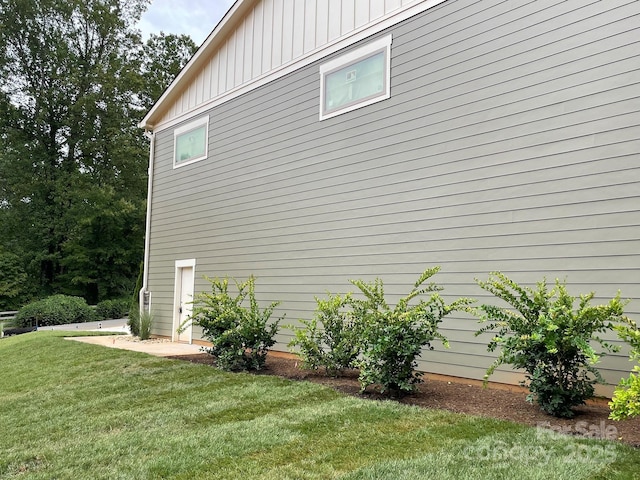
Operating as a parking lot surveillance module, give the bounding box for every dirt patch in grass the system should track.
[168,351,640,448]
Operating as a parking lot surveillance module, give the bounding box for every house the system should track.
[138,0,640,393]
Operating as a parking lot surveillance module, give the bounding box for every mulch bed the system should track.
[167,351,640,448]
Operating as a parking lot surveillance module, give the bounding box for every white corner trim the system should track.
[139,0,248,129]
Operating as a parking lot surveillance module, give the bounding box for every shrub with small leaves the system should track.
[96,299,129,320]
[351,267,473,395]
[475,272,628,418]
[181,275,283,371]
[610,318,640,420]
[15,295,96,327]
[289,293,360,376]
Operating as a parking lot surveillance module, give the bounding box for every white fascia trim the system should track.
[149,0,448,133]
[138,0,245,129]
[173,115,209,169]
[318,35,392,121]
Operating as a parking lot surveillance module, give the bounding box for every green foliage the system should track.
[351,267,473,395]
[289,293,360,376]
[128,311,140,337]
[14,295,96,327]
[128,261,144,337]
[474,272,628,418]
[137,33,198,110]
[5,332,637,479]
[183,275,283,371]
[57,192,146,303]
[0,0,150,304]
[0,249,30,310]
[95,299,129,320]
[139,311,153,341]
[610,318,640,420]
[0,2,196,306]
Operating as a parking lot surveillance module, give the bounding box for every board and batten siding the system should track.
[158,0,439,126]
[147,0,640,392]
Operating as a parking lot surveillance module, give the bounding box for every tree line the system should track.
[0,0,197,308]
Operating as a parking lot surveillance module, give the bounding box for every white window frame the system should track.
[173,116,209,168]
[319,35,392,121]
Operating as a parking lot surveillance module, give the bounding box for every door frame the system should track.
[172,258,196,343]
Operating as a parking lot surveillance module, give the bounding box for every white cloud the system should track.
[137,0,236,46]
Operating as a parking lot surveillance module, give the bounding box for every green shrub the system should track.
[474,272,627,418]
[610,318,640,420]
[182,275,283,371]
[288,293,360,376]
[96,299,129,320]
[351,267,473,395]
[15,295,96,327]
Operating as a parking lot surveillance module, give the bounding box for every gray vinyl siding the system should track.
[147,0,640,393]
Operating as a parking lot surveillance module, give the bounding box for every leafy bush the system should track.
[15,295,96,327]
[289,293,360,376]
[610,318,640,420]
[474,272,627,418]
[351,267,473,395]
[182,275,283,371]
[95,299,129,320]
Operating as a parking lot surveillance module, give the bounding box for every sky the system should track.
[137,0,236,46]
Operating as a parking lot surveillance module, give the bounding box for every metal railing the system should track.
[0,311,18,323]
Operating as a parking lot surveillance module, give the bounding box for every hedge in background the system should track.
[96,299,129,320]
[15,295,96,327]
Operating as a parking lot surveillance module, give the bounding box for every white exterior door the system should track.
[174,260,195,343]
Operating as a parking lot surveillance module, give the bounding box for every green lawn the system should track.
[1,331,638,479]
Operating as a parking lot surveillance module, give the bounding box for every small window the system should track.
[174,117,209,168]
[319,35,392,120]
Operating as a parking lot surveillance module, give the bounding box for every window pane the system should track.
[325,51,385,113]
[175,125,206,164]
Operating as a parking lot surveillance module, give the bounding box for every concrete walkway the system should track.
[66,335,205,357]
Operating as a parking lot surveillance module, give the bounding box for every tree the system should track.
[0,247,30,310]
[0,0,150,303]
[137,32,198,111]
[0,0,195,305]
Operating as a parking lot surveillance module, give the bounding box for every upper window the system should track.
[319,35,392,121]
[174,116,209,168]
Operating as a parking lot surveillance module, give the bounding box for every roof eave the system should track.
[138,0,255,130]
